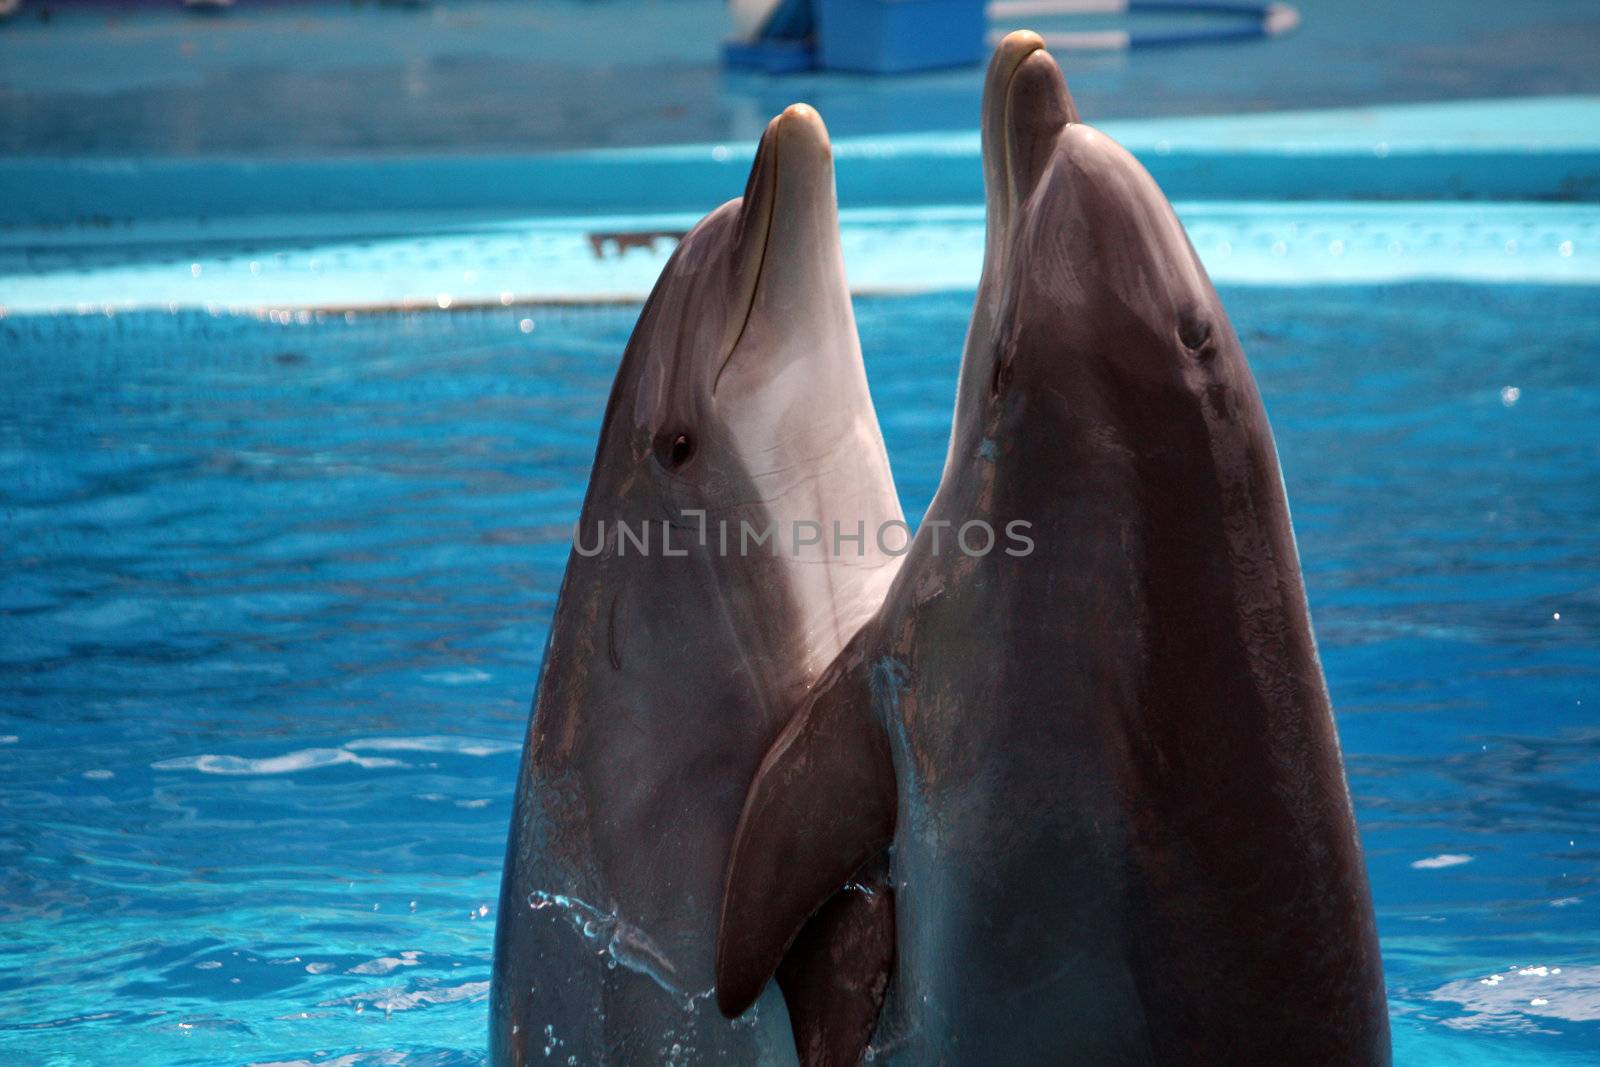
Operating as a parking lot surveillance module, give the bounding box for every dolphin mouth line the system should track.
[711,130,781,397]
[995,38,1045,210]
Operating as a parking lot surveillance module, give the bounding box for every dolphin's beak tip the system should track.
[988,28,1046,86]
[764,102,834,201]
[776,101,832,160]
[998,28,1046,55]
[1012,47,1057,91]
[1008,46,1080,129]
[781,101,819,124]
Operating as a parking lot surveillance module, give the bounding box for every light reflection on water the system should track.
[1,285,1597,1065]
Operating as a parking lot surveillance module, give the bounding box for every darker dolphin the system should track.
[717,35,1390,1065]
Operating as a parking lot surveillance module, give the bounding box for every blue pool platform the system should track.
[5,94,1600,228]
[2,94,1599,314]
[4,0,1600,156]
[5,0,1599,315]
[2,201,1596,316]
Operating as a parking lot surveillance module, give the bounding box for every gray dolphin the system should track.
[490,104,904,1066]
[716,35,1390,1065]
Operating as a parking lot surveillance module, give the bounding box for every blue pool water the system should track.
[1,285,1597,1065]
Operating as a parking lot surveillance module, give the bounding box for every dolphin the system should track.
[490,104,904,1066]
[716,35,1390,1065]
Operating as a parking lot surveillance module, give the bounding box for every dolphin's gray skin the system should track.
[717,35,1390,1065]
[491,104,904,1066]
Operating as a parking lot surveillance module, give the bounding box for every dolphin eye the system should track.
[654,431,694,469]
[1177,314,1213,354]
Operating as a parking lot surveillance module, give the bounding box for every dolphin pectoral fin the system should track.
[777,856,895,1067]
[715,660,897,1020]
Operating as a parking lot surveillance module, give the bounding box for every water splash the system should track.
[526,890,684,998]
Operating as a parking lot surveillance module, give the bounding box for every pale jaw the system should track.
[716,104,905,678]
